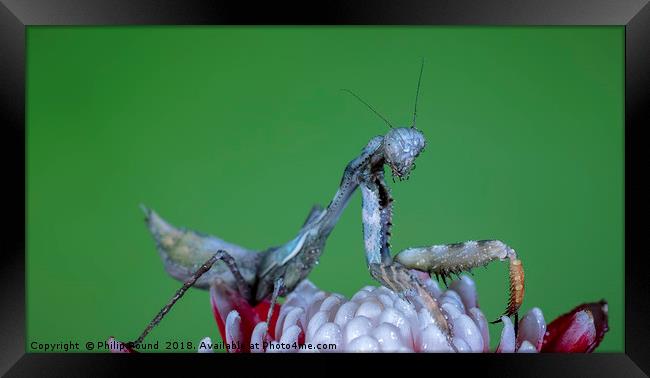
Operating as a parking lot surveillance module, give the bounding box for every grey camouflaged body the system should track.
[142,129,428,302]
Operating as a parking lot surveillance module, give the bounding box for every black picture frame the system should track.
[1,0,647,376]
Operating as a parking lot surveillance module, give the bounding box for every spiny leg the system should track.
[129,249,251,347]
[129,252,219,347]
[499,257,524,332]
[394,240,525,323]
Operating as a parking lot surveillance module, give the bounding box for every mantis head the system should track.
[343,59,428,181]
[383,127,426,180]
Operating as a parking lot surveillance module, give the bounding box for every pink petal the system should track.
[516,307,546,351]
[468,308,490,352]
[225,311,243,353]
[308,311,331,342]
[252,299,281,340]
[210,281,280,352]
[371,323,403,352]
[496,316,515,353]
[517,340,537,353]
[347,335,380,352]
[541,300,608,353]
[451,314,484,352]
[279,325,303,351]
[440,290,465,314]
[197,337,214,353]
[281,307,305,339]
[452,337,471,352]
[412,270,443,299]
[311,322,342,352]
[450,275,478,310]
[418,325,454,352]
[334,301,359,328]
[250,322,269,353]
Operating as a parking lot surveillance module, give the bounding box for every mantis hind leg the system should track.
[394,240,525,323]
[129,249,252,346]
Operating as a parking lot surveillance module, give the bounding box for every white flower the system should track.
[108,272,608,353]
[206,274,547,353]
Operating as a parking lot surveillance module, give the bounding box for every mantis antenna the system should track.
[341,89,394,128]
[412,58,425,128]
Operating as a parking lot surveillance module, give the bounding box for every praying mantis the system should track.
[127,60,525,348]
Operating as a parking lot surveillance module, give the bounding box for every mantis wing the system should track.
[142,205,262,290]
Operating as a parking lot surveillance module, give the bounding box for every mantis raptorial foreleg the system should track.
[359,172,451,338]
[358,164,524,334]
[359,170,393,266]
[394,240,525,322]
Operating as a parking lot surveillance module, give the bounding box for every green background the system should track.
[27,27,624,352]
